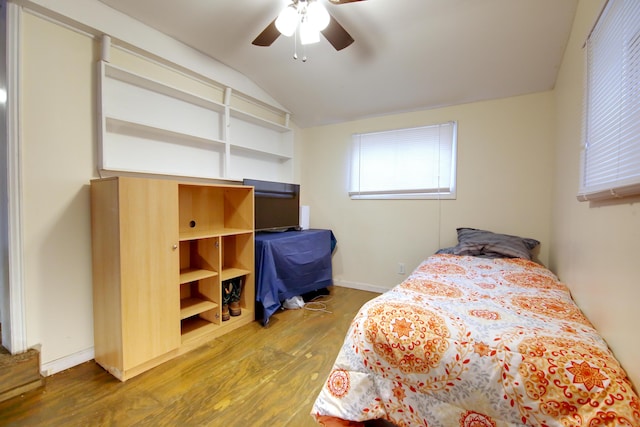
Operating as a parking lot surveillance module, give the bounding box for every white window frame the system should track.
[349,121,457,200]
[579,0,640,202]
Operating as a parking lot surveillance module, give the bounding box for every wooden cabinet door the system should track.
[119,177,180,370]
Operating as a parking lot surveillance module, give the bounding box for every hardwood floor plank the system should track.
[0,286,380,426]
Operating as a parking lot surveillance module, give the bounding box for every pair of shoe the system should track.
[222,278,242,321]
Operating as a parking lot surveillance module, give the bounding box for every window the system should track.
[579,0,640,201]
[349,121,457,199]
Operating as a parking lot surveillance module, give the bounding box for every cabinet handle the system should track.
[172,244,178,250]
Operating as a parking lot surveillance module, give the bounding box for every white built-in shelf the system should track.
[104,62,225,113]
[229,107,290,133]
[229,143,293,161]
[105,117,226,149]
[99,58,294,181]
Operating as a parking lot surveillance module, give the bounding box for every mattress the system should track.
[312,254,640,426]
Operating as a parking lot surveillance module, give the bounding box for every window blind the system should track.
[349,121,457,199]
[579,0,640,201]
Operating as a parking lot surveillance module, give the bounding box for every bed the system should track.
[312,229,640,426]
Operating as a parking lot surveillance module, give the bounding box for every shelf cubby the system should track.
[180,297,218,320]
[181,318,218,344]
[179,268,218,284]
[177,181,255,343]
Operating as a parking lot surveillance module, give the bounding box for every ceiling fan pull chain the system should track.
[293,26,298,60]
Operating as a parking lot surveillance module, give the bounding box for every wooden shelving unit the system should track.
[90,176,255,381]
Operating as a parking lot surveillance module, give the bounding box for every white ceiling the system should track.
[97,0,578,128]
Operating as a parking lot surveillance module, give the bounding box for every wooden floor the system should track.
[0,286,380,426]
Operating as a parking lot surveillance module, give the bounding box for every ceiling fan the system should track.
[252,0,365,51]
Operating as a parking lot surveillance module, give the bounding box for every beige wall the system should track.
[551,0,640,389]
[300,92,555,290]
[21,12,97,365]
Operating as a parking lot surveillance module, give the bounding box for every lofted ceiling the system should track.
[97,0,578,128]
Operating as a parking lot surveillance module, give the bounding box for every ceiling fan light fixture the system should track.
[252,0,358,53]
[306,1,330,31]
[300,19,321,45]
[275,5,297,37]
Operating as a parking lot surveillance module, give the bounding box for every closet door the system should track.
[118,177,181,370]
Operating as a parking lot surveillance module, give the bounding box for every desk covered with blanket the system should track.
[255,229,336,325]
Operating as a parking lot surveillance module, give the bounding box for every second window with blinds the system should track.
[349,121,458,200]
[579,0,640,201]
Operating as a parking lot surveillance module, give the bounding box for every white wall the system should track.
[300,92,555,291]
[551,0,640,390]
[18,10,96,369]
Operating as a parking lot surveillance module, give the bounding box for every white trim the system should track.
[333,279,389,295]
[223,87,232,179]
[100,34,110,62]
[6,1,27,355]
[40,347,95,377]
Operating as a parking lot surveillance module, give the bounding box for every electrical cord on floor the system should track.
[303,295,333,314]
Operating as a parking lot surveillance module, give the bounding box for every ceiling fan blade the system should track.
[321,15,354,51]
[328,0,366,4]
[252,19,280,47]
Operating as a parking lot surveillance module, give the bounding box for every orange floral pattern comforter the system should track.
[312,255,640,426]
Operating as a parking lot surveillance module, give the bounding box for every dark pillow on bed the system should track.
[452,228,539,260]
[435,246,456,255]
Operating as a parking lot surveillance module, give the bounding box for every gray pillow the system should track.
[451,228,539,260]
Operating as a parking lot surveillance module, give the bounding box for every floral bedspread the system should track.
[312,254,640,426]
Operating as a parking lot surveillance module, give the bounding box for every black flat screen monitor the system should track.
[243,179,300,232]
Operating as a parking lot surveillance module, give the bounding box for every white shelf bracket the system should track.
[101,34,111,63]
[223,87,232,106]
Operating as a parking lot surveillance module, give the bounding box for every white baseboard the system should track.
[40,347,95,377]
[333,279,390,294]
